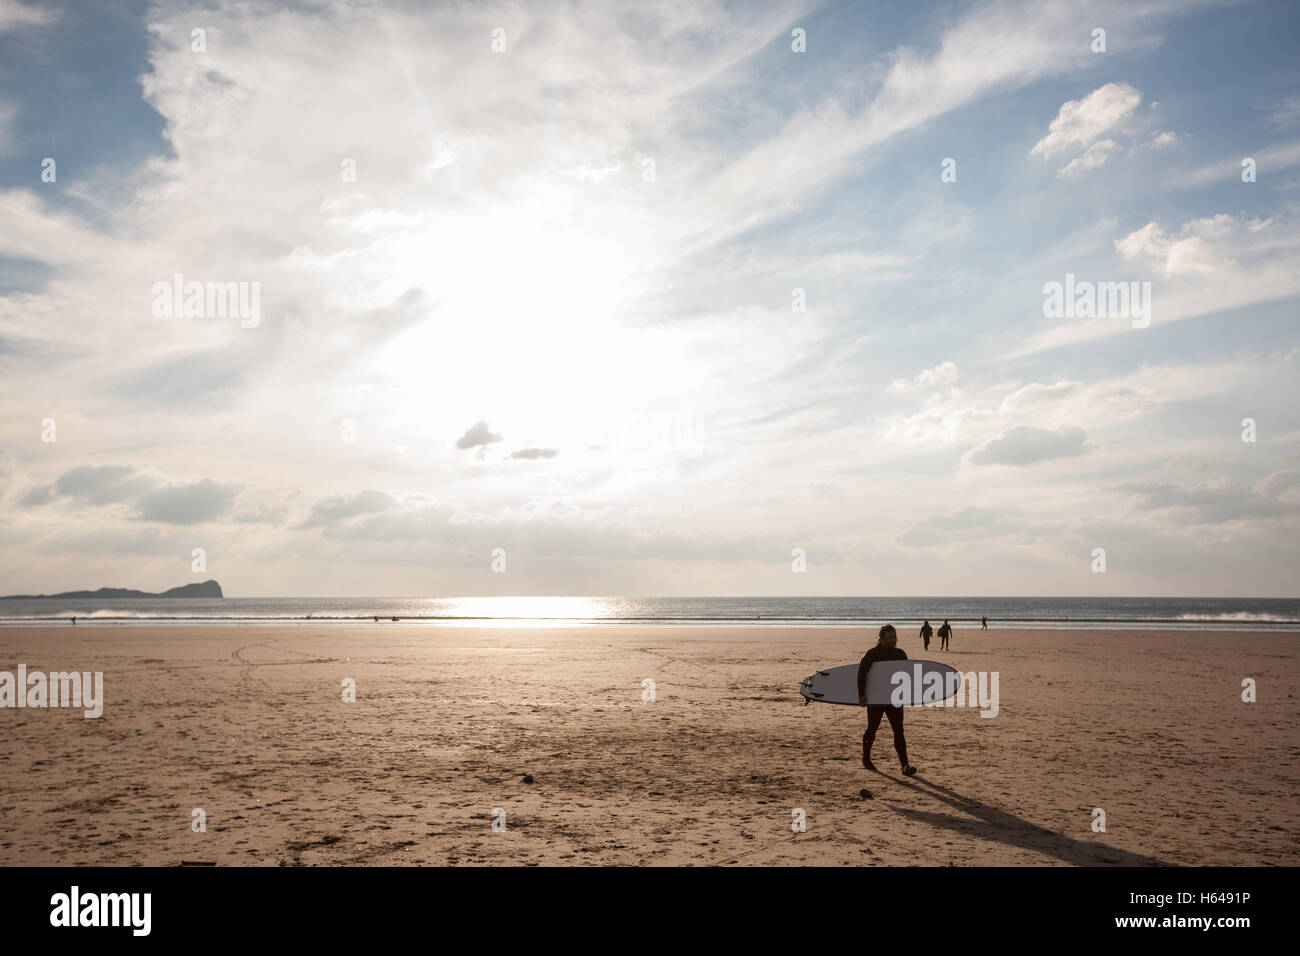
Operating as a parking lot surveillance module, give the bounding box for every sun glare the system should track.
[439,595,605,626]
[365,196,667,452]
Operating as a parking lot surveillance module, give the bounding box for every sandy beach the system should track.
[0,625,1296,866]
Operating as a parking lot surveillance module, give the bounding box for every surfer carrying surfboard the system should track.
[856,624,918,776]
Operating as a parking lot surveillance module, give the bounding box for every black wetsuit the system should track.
[920,623,932,650]
[857,645,909,767]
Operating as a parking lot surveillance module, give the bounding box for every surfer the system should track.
[856,624,918,776]
[938,619,952,650]
[919,619,933,650]
[981,615,988,630]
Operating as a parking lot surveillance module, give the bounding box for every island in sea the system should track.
[0,580,223,600]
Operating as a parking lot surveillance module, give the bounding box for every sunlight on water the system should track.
[437,596,613,626]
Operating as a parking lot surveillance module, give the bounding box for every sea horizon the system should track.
[4,594,1299,629]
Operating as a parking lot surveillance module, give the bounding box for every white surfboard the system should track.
[799,660,962,706]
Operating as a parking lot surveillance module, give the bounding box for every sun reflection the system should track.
[437,596,607,627]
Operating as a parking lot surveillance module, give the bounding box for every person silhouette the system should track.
[938,619,952,650]
[919,619,933,651]
[981,615,988,630]
[856,624,918,776]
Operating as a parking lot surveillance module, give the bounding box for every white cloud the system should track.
[888,361,959,393]
[1178,138,1300,187]
[1031,82,1142,161]
[1015,213,1300,356]
[1057,138,1119,178]
[1116,213,1257,277]
[881,361,1255,449]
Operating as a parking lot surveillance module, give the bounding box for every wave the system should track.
[1175,612,1290,622]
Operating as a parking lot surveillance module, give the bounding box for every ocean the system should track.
[1,595,1298,630]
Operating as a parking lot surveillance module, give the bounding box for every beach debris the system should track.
[522,774,535,784]
[859,788,873,800]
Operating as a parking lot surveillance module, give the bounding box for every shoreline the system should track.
[4,618,1299,631]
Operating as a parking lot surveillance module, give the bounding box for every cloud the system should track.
[1115,213,1250,277]
[509,448,560,460]
[321,498,809,563]
[1031,82,1142,159]
[899,507,1030,547]
[1255,471,1300,500]
[969,425,1090,466]
[135,479,239,524]
[1270,96,1300,129]
[1115,477,1299,525]
[232,503,289,525]
[1015,213,1300,356]
[880,402,995,445]
[0,0,54,32]
[1178,138,1300,187]
[0,0,62,153]
[18,483,56,506]
[997,380,1080,414]
[880,361,1258,458]
[322,503,454,542]
[299,489,394,528]
[45,465,153,506]
[455,421,503,450]
[0,100,15,156]
[887,361,958,393]
[1057,139,1118,178]
[112,349,249,408]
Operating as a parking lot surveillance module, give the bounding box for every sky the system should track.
[0,0,1298,598]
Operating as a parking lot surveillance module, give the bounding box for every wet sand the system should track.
[0,625,1296,866]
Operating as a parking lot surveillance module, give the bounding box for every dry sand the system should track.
[0,625,1296,866]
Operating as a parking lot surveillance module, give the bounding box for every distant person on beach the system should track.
[71,616,76,626]
[856,624,918,776]
[981,616,988,630]
[938,619,952,650]
[919,619,933,650]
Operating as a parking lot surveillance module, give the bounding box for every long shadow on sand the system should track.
[877,774,1171,866]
